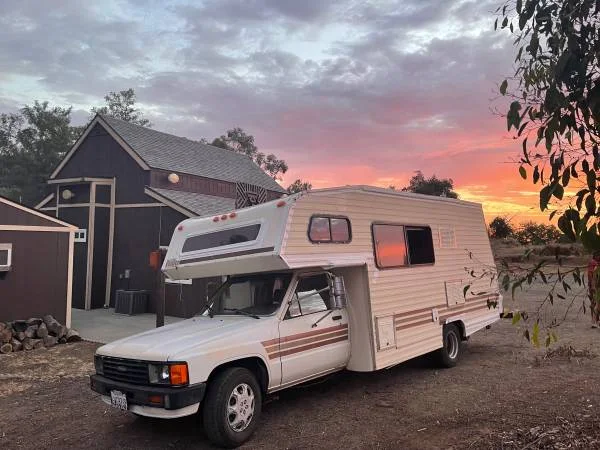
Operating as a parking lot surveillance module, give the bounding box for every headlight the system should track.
[94,355,104,375]
[148,362,189,386]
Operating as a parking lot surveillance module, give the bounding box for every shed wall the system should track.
[0,230,70,324]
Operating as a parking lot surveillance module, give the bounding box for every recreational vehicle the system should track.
[90,186,501,447]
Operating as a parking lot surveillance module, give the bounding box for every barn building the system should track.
[0,195,77,326]
[36,114,285,318]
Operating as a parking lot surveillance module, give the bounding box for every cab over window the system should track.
[372,224,434,268]
[308,216,351,243]
[287,274,331,318]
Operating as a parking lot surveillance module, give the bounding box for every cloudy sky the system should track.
[0,0,540,222]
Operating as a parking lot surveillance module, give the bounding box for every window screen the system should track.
[287,274,331,318]
[372,224,408,267]
[406,227,435,264]
[372,224,434,268]
[182,224,261,253]
[308,216,351,243]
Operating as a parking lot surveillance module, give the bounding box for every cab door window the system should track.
[287,274,331,318]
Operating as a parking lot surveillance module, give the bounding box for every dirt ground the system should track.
[2,274,600,448]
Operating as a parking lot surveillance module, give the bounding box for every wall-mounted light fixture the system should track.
[61,189,74,200]
[168,173,180,184]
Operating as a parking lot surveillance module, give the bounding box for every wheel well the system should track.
[445,320,467,340]
[207,357,269,394]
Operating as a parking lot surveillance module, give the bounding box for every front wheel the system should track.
[436,324,462,368]
[202,367,262,448]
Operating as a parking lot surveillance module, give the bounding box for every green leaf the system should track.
[512,311,522,325]
[552,183,564,200]
[519,166,527,180]
[532,322,540,347]
[540,185,552,211]
[561,168,570,187]
[500,79,508,95]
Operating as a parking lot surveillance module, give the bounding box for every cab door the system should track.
[278,273,350,386]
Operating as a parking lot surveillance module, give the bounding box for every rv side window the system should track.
[406,227,435,265]
[182,224,261,253]
[308,216,351,243]
[372,224,408,268]
[372,224,435,268]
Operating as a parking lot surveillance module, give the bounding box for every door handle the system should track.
[332,315,342,321]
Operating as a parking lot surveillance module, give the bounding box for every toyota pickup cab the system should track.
[91,186,501,448]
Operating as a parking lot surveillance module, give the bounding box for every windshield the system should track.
[204,272,292,317]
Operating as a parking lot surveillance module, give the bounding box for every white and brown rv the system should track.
[91,186,501,448]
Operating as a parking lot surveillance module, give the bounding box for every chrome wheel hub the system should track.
[227,383,255,432]
[447,331,459,359]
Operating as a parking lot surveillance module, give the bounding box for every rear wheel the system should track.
[202,367,262,448]
[436,324,462,368]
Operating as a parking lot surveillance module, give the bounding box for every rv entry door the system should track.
[279,273,350,385]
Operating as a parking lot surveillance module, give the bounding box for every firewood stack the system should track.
[0,315,81,354]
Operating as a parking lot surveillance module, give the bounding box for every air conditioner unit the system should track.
[114,290,149,315]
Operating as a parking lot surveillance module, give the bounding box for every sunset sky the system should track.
[0,0,546,223]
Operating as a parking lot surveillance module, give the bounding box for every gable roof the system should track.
[51,114,285,193]
[145,187,235,218]
[0,195,77,229]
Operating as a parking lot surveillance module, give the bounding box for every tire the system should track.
[202,367,262,448]
[436,324,462,368]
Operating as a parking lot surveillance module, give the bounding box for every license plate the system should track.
[110,390,128,411]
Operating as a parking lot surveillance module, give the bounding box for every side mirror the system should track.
[330,275,347,309]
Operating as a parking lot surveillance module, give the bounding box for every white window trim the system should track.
[0,243,13,271]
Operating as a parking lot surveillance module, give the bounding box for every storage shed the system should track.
[0,195,76,326]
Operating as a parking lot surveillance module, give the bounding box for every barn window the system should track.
[308,216,351,243]
[74,229,87,243]
[0,243,12,272]
[182,223,261,253]
[372,224,434,268]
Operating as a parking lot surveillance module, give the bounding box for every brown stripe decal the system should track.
[269,335,349,360]
[261,324,349,360]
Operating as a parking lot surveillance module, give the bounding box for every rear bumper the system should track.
[90,374,206,411]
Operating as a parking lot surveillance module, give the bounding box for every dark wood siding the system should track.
[54,124,150,204]
[0,230,69,324]
[91,207,110,308]
[0,202,65,227]
[150,170,236,198]
[57,207,88,309]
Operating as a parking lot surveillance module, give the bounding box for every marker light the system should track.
[229,212,237,218]
[213,216,219,222]
[169,363,189,385]
[276,200,286,207]
[221,215,228,220]
[177,225,183,231]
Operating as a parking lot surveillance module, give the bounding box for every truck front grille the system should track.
[102,357,149,385]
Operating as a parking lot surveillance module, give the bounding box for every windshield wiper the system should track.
[198,278,231,318]
[223,308,260,319]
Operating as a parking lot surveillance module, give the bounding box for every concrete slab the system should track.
[71,308,184,344]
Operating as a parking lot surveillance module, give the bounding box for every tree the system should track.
[496,0,600,250]
[286,179,312,194]
[491,0,600,343]
[402,171,459,198]
[514,221,561,245]
[0,102,76,205]
[90,88,151,127]
[489,216,515,239]
[211,128,288,180]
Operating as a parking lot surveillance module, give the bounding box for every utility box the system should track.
[114,290,149,315]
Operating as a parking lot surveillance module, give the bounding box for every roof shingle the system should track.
[101,115,285,193]
[148,188,235,217]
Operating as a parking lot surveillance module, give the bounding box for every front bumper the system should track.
[90,374,206,411]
